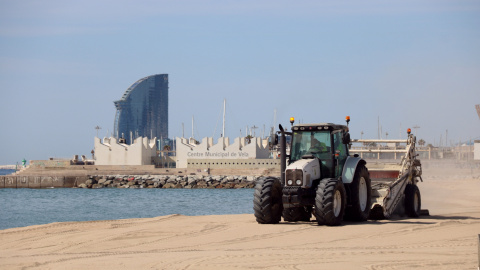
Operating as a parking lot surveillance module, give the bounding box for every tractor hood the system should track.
[285,158,321,188]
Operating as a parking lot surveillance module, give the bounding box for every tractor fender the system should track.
[341,156,366,184]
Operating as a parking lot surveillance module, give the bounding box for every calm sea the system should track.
[0,169,15,176]
[0,187,255,230]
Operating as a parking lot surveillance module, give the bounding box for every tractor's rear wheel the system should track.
[283,207,312,222]
[253,177,283,224]
[314,178,346,226]
[404,184,421,217]
[344,165,372,221]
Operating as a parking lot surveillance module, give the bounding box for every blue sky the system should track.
[0,0,479,164]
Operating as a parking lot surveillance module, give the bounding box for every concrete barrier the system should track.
[52,177,65,188]
[64,176,88,187]
[41,177,53,188]
[0,176,4,188]
[5,176,16,188]
[28,176,42,188]
[16,176,29,188]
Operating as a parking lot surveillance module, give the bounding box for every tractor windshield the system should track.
[290,130,331,162]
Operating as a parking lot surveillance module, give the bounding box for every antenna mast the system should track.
[222,99,226,137]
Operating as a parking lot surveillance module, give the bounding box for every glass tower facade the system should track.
[114,74,168,144]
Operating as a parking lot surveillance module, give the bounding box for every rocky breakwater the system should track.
[78,175,257,189]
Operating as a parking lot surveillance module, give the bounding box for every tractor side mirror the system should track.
[342,132,351,145]
[272,134,279,145]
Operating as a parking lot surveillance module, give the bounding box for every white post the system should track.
[478,234,480,270]
[222,98,226,138]
[192,116,194,139]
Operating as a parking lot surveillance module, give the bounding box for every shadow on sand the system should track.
[277,213,480,227]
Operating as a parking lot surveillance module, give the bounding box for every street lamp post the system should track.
[95,126,102,138]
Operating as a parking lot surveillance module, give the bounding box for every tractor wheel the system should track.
[344,165,372,221]
[404,184,421,217]
[314,178,346,226]
[253,177,283,224]
[283,207,312,222]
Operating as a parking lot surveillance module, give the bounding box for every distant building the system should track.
[114,74,168,144]
[94,137,157,165]
[175,136,278,169]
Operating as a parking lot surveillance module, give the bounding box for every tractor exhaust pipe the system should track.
[279,124,286,185]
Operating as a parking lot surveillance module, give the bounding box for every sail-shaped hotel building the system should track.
[113,74,168,144]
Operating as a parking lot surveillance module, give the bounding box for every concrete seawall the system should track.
[0,176,87,188]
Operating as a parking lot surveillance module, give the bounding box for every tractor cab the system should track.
[289,123,351,181]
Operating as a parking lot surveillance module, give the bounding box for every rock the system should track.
[167,178,177,184]
[209,181,220,187]
[174,183,183,188]
[224,183,235,189]
[92,184,103,189]
[127,181,136,186]
[221,178,230,184]
[163,183,176,189]
[213,176,223,181]
[234,183,245,188]
[98,178,107,184]
[178,180,188,187]
[245,182,255,188]
[187,178,197,185]
[78,183,87,188]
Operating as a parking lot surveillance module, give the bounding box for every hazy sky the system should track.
[1,0,479,164]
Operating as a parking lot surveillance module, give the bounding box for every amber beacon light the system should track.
[407,128,411,134]
[290,117,295,125]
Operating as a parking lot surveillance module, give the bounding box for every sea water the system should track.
[0,169,15,176]
[0,188,255,230]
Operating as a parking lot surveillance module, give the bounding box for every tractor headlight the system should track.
[287,180,293,185]
[296,179,302,185]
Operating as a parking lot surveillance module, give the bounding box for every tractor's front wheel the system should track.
[314,178,346,226]
[253,177,283,224]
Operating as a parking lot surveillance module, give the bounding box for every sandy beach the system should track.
[1,162,479,269]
